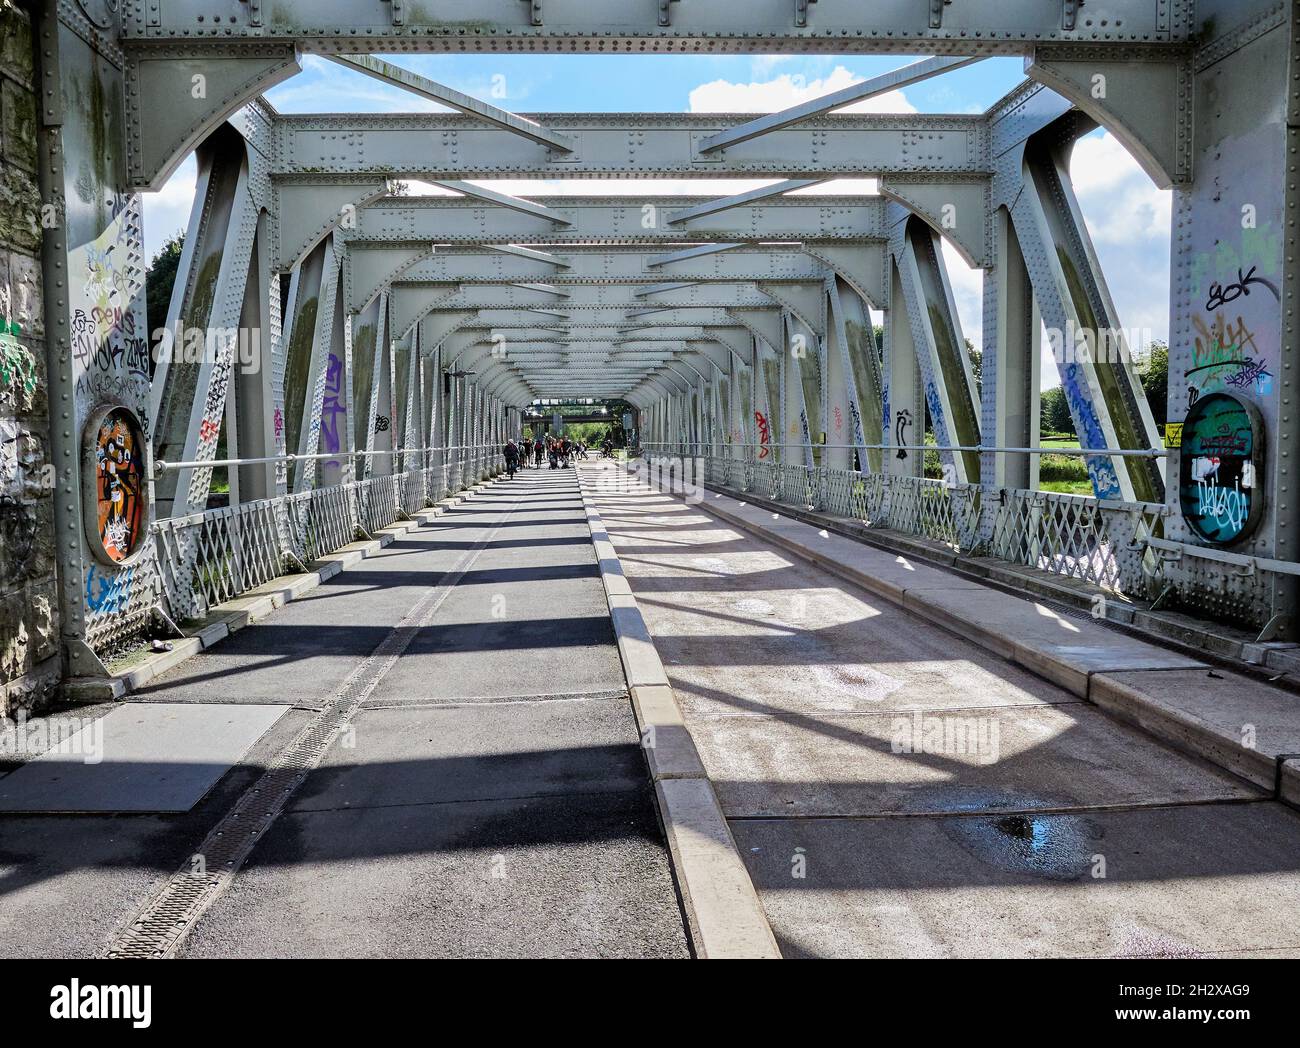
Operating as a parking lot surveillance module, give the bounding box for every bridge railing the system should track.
[85,445,501,656]
[639,443,1168,603]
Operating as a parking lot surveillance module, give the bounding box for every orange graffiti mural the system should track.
[93,408,146,562]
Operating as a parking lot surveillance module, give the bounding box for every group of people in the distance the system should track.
[501,434,617,478]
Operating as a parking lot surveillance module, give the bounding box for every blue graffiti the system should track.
[85,564,135,615]
[1061,364,1122,499]
[924,379,949,447]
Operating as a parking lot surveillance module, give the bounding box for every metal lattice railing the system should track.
[673,450,1167,601]
[87,446,501,657]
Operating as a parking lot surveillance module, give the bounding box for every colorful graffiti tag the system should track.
[88,407,147,563]
[754,411,771,459]
[1179,392,1263,546]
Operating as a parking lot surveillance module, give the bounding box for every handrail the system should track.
[640,440,1169,459]
[154,444,498,473]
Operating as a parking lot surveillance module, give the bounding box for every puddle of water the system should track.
[940,799,1102,881]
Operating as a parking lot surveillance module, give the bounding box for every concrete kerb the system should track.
[575,464,781,960]
[633,467,1299,809]
[69,479,502,704]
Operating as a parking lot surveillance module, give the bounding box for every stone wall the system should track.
[0,3,58,715]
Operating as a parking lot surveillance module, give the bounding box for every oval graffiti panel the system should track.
[1178,392,1264,546]
[83,405,150,565]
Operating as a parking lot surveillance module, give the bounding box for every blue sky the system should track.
[142,53,1172,390]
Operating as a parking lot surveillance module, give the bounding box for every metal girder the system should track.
[341,195,888,243]
[698,56,983,153]
[434,181,572,225]
[1001,127,1164,503]
[647,243,747,268]
[486,244,571,267]
[392,283,798,310]
[122,3,1189,53]
[667,180,827,224]
[1026,46,1194,189]
[127,48,300,189]
[361,241,857,283]
[346,244,438,313]
[891,214,982,485]
[151,129,261,518]
[879,176,993,268]
[273,178,392,271]
[321,55,576,153]
[473,307,753,329]
[390,280,468,337]
[271,113,987,179]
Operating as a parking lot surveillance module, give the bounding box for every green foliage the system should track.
[1139,339,1168,427]
[1040,385,1075,437]
[145,231,185,348]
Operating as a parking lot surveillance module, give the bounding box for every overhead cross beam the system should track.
[322,54,577,153]
[122,2,1192,53]
[698,56,983,154]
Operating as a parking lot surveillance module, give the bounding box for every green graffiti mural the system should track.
[1179,392,1264,546]
[0,317,38,411]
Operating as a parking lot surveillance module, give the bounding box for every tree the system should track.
[145,231,185,379]
[145,231,185,339]
[1040,385,1076,437]
[966,340,982,397]
[1139,339,1169,428]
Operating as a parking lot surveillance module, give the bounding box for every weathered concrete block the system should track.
[1,79,36,174]
[0,7,33,85]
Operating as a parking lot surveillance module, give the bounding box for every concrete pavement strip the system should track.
[65,481,498,704]
[576,464,782,959]
[633,468,1298,810]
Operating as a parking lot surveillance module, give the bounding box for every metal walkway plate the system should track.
[0,703,288,813]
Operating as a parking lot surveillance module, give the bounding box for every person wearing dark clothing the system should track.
[535,440,545,467]
[503,440,520,478]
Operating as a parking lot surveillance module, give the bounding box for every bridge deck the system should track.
[4,461,1300,957]
[0,466,687,958]
[585,461,1300,959]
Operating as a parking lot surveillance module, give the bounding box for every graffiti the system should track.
[273,406,285,443]
[832,406,843,434]
[85,564,135,616]
[754,410,771,459]
[1061,365,1121,499]
[847,398,864,447]
[321,353,346,454]
[1205,266,1279,312]
[92,408,146,562]
[894,409,913,460]
[204,355,233,416]
[0,318,38,411]
[198,417,220,443]
[375,414,390,433]
[1179,392,1262,545]
[1223,357,1273,396]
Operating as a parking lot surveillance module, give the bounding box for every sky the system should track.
[141,53,1172,391]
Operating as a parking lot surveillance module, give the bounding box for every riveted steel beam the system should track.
[322,54,576,153]
[122,2,1189,53]
[343,195,889,243]
[271,113,988,179]
[698,56,983,154]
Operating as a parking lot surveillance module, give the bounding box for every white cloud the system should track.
[688,65,917,114]
[941,240,984,354]
[1069,131,1172,350]
[141,154,197,262]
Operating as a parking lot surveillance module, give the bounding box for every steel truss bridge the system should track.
[29,0,1300,679]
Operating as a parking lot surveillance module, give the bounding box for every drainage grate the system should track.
[106,493,523,959]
